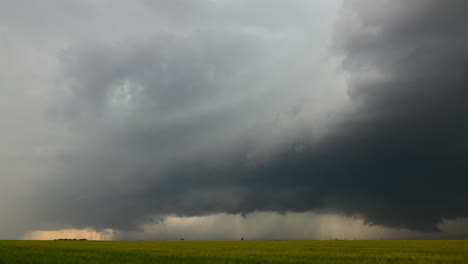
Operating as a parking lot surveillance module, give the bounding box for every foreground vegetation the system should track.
[0,240,467,264]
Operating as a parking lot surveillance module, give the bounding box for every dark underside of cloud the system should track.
[22,0,468,235]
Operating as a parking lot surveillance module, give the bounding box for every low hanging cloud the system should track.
[325,0,468,231]
[1,0,468,239]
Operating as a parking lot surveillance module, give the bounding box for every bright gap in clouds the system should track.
[23,213,468,241]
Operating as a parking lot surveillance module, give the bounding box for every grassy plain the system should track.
[0,240,467,264]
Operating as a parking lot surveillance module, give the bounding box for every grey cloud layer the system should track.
[1,0,468,238]
[0,0,342,238]
[35,29,341,232]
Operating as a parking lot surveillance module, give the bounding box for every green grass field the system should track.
[0,240,467,264]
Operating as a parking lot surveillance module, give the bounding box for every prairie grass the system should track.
[0,240,467,263]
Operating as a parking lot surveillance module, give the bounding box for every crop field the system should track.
[0,240,467,264]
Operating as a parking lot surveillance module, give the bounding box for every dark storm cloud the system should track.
[25,0,468,234]
[4,0,468,238]
[153,0,468,232]
[325,0,468,231]
[32,31,270,231]
[1,0,346,238]
[24,1,341,232]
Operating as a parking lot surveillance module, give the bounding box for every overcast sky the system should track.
[1,0,468,240]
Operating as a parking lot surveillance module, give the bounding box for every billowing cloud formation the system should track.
[328,0,468,231]
[1,0,468,239]
[0,0,344,238]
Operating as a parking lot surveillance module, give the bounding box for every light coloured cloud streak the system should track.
[23,213,468,241]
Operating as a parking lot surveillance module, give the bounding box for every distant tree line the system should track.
[54,238,88,241]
